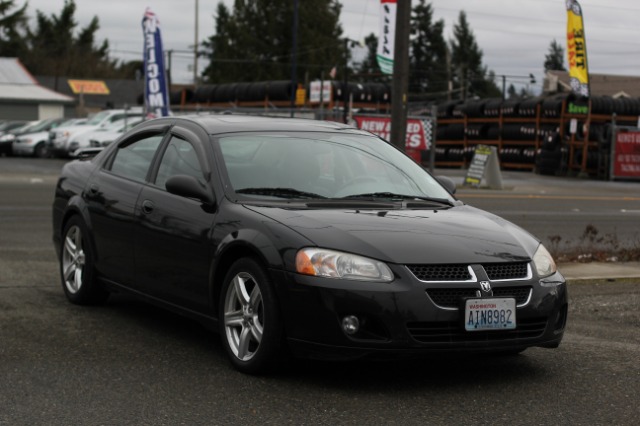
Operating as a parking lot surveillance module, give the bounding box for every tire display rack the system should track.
[435,94,640,177]
[169,81,392,113]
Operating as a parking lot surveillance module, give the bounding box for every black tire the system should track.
[60,216,109,305]
[219,258,284,374]
[33,142,49,158]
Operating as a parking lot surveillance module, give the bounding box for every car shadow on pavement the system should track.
[86,293,550,389]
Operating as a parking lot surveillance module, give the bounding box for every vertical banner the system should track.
[142,8,171,117]
[566,0,590,97]
[376,0,396,75]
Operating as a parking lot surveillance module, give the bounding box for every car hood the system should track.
[245,204,537,265]
[17,130,49,140]
[55,125,98,136]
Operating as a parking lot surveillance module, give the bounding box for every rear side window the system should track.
[109,135,164,183]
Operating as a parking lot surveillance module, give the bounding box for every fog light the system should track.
[342,315,360,335]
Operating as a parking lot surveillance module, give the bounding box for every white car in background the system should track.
[11,118,68,157]
[49,108,143,157]
[69,116,144,156]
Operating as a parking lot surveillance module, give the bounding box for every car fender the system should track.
[58,195,101,261]
[208,223,312,316]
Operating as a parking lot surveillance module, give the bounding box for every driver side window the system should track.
[155,136,205,189]
[109,134,164,183]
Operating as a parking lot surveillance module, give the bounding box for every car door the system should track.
[134,125,217,313]
[85,130,166,288]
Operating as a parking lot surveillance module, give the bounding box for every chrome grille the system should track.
[406,264,471,282]
[483,262,529,280]
[426,288,477,307]
[407,262,530,282]
[427,286,532,309]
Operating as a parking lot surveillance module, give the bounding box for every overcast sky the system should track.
[20,0,640,93]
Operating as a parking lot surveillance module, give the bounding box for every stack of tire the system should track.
[434,94,640,173]
[535,131,565,175]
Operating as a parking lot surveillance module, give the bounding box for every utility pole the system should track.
[289,0,299,117]
[390,0,411,152]
[194,0,199,88]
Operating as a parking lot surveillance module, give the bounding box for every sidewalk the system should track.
[558,262,640,283]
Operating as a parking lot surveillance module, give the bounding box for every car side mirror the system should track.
[165,174,214,205]
[436,175,457,195]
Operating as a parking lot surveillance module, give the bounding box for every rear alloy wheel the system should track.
[60,217,109,305]
[34,142,49,158]
[220,258,283,374]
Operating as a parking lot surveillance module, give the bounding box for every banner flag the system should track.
[566,0,590,97]
[376,0,396,75]
[142,8,171,117]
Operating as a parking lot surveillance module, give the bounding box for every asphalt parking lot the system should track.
[1,158,639,425]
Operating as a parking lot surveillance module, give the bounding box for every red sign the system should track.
[353,116,431,150]
[614,131,640,178]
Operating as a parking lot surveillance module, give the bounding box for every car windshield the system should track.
[103,117,144,132]
[26,119,56,133]
[217,132,454,203]
[59,118,87,127]
[85,111,112,125]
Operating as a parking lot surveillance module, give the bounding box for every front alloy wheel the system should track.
[62,224,85,294]
[60,216,109,305]
[223,271,264,361]
[220,258,283,374]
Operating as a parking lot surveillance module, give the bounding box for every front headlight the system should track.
[296,248,393,282]
[533,244,557,278]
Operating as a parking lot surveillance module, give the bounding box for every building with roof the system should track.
[543,70,640,98]
[36,75,144,115]
[0,57,75,120]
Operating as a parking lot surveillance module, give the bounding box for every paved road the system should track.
[449,169,640,258]
[1,158,639,425]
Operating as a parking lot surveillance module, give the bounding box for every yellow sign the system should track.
[295,88,306,106]
[68,80,110,95]
[566,0,589,97]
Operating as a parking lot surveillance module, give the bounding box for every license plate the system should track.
[464,298,516,331]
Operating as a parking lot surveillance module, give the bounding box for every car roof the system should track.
[152,114,362,135]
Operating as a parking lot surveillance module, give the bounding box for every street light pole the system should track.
[500,74,537,100]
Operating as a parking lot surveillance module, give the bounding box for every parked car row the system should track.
[49,108,144,157]
[0,120,32,156]
[9,117,69,157]
[0,108,144,158]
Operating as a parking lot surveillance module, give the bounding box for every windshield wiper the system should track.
[342,192,454,207]
[236,187,327,199]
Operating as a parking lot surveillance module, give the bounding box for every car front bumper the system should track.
[11,142,35,156]
[272,266,567,360]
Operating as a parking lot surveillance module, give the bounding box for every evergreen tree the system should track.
[22,0,116,79]
[450,11,500,99]
[355,33,383,79]
[201,3,238,83]
[0,0,28,57]
[409,0,448,99]
[544,39,566,72]
[202,0,345,83]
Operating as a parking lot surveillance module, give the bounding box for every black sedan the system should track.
[52,115,567,374]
